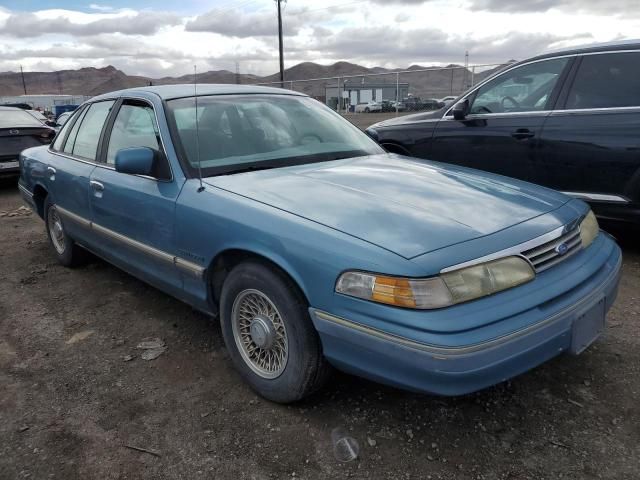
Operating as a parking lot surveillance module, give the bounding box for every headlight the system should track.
[579,210,599,248]
[336,256,535,310]
[441,256,535,304]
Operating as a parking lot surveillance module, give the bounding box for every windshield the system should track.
[0,109,45,128]
[166,94,383,176]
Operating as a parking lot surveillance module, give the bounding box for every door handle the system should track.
[46,166,56,181]
[90,180,104,192]
[511,129,535,140]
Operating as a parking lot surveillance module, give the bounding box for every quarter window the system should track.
[106,103,161,165]
[71,101,114,160]
[62,106,88,155]
[566,52,640,109]
[52,107,84,151]
[469,58,569,114]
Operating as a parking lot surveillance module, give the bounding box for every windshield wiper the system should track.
[218,164,277,176]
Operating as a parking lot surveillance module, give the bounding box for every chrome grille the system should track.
[522,225,582,273]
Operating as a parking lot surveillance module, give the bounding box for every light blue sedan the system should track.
[18,85,622,403]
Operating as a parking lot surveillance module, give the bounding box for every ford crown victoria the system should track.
[18,85,621,403]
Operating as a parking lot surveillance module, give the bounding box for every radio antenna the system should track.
[194,65,204,192]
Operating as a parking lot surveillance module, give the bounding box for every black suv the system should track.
[367,41,640,225]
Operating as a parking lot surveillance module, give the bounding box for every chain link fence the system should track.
[255,63,510,115]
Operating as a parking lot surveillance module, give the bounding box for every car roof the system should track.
[0,106,27,111]
[528,39,640,63]
[90,84,308,102]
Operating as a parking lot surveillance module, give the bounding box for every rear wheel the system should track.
[44,196,88,267]
[219,261,331,403]
[364,107,370,113]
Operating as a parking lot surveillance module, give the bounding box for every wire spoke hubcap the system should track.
[231,289,288,379]
[47,207,66,255]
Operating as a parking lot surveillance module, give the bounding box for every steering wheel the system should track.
[501,96,520,110]
[300,134,323,144]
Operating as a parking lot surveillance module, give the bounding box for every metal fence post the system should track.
[338,77,342,113]
[395,72,399,116]
[471,66,475,88]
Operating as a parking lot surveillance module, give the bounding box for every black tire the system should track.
[44,196,88,267]
[219,261,331,403]
[364,107,370,113]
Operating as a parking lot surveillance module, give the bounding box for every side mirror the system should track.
[452,99,470,121]
[115,147,157,176]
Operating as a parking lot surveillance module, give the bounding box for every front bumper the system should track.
[310,237,622,396]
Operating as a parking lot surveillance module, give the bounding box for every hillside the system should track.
[0,61,506,99]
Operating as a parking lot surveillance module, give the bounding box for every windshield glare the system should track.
[166,94,383,175]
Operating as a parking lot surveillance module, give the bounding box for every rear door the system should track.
[430,57,572,183]
[87,98,183,294]
[538,51,640,218]
[45,101,114,244]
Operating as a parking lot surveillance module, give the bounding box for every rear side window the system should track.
[566,52,640,109]
[70,101,114,160]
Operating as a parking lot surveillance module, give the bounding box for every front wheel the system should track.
[44,196,88,267]
[219,261,331,403]
[364,107,370,113]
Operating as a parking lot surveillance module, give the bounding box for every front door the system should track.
[87,99,183,295]
[430,57,572,183]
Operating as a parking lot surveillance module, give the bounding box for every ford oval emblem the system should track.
[9,129,19,135]
[555,242,569,256]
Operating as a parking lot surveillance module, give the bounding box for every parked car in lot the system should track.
[367,41,640,226]
[19,85,621,403]
[437,96,457,108]
[25,109,58,128]
[1,106,55,177]
[355,101,382,113]
[53,111,74,131]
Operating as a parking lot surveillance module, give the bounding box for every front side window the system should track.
[166,94,383,176]
[469,57,569,114]
[566,52,640,109]
[106,103,161,165]
[71,100,114,160]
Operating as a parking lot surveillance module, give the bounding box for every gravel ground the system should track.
[1,169,639,479]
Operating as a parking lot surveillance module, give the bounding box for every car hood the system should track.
[205,154,569,259]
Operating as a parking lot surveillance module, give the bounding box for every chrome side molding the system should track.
[56,205,205,279]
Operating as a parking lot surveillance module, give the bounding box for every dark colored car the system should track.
[367,41,640,225]
[0,107,55,177]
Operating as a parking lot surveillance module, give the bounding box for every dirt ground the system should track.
[1,173,639,480]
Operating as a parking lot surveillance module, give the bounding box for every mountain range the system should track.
[0,61,506,99]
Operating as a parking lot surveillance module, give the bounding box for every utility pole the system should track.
[20,65,27,95]
[276,0,285,87]
[235,61,241,84]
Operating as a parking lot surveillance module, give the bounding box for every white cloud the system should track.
[89,4,115,12]
[0,0,637,78]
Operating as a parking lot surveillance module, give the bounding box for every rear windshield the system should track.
[0,110,44,128]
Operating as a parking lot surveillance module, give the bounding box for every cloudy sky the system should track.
[0,0,637,78]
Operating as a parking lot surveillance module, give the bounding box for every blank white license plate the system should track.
[0,161,19,170]
[570,297,606,354]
